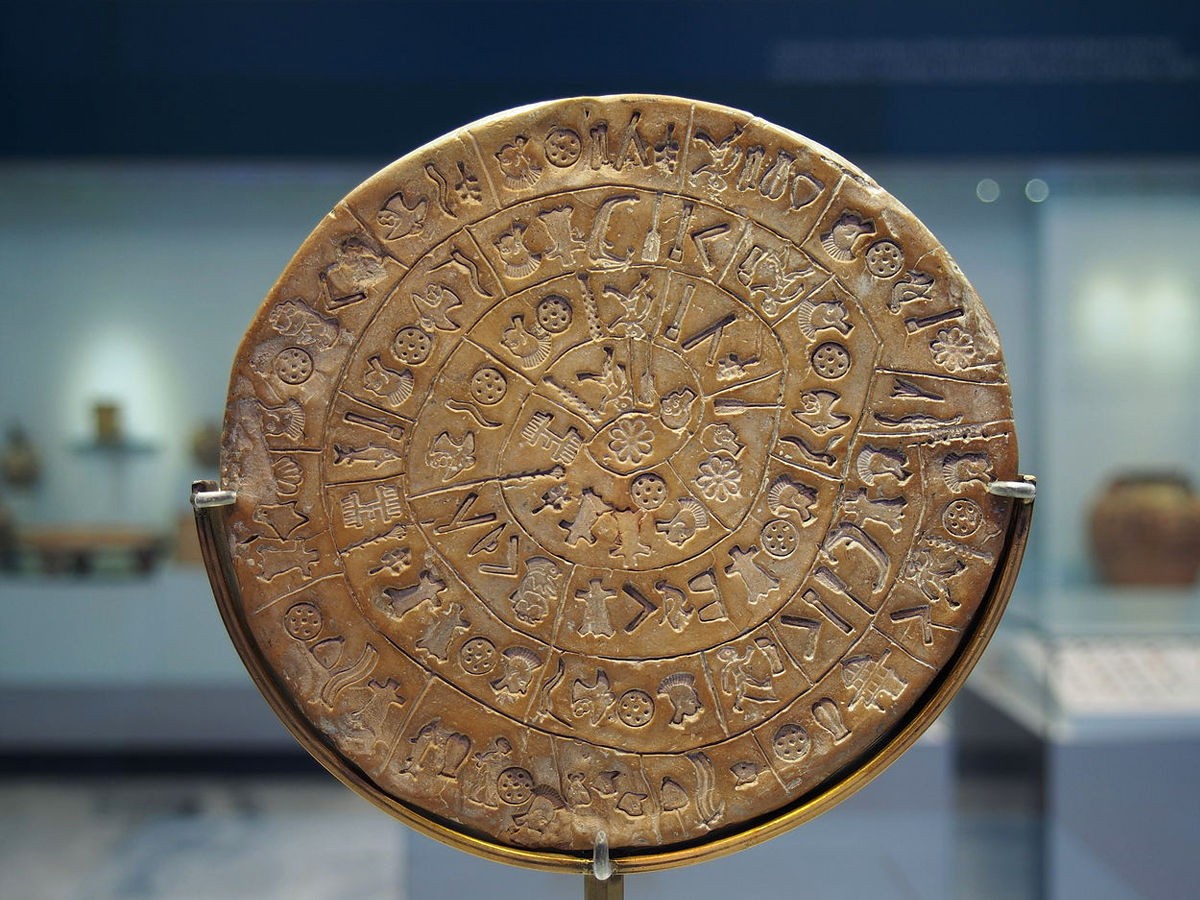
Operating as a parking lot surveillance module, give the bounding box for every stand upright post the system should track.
[585,872,624,900]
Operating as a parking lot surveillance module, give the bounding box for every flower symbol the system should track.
[608,418,654,464]
[696,455,742,502]
[930,326,976,372]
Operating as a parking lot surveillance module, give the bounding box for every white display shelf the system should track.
[0,567,241,685]
[0,567,293,748]
[971,617,1200,743]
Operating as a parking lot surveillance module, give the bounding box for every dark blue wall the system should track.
[3,1,1198,157]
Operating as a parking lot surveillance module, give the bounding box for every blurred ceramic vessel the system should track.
[0,425,40,487]
[1089,472,1200,585]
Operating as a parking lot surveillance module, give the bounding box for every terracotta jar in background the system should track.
[1089,472,1200,586]
[0,425,40,488]
[93,401,121,445]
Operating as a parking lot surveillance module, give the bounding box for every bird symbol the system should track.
[792,390,851,434]
[412,283,462,332]
[377,191,428,240]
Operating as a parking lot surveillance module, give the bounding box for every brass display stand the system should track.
[194,92,1039,894]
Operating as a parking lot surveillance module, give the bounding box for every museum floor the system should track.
[0,766,1038,900]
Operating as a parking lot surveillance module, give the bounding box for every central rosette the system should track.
[545,338,703,475]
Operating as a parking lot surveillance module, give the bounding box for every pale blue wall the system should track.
[0,161,378,528]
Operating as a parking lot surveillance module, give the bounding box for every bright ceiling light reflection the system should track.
[975,178,1000,202]
[1025,178,1050,202]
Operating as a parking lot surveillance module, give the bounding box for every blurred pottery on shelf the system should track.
[0,424,40,488]
[93,402,122,445]
[1089,472,1200,586]
[21,525,161,576]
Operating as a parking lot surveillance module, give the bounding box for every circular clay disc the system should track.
[218,95,1021,871]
